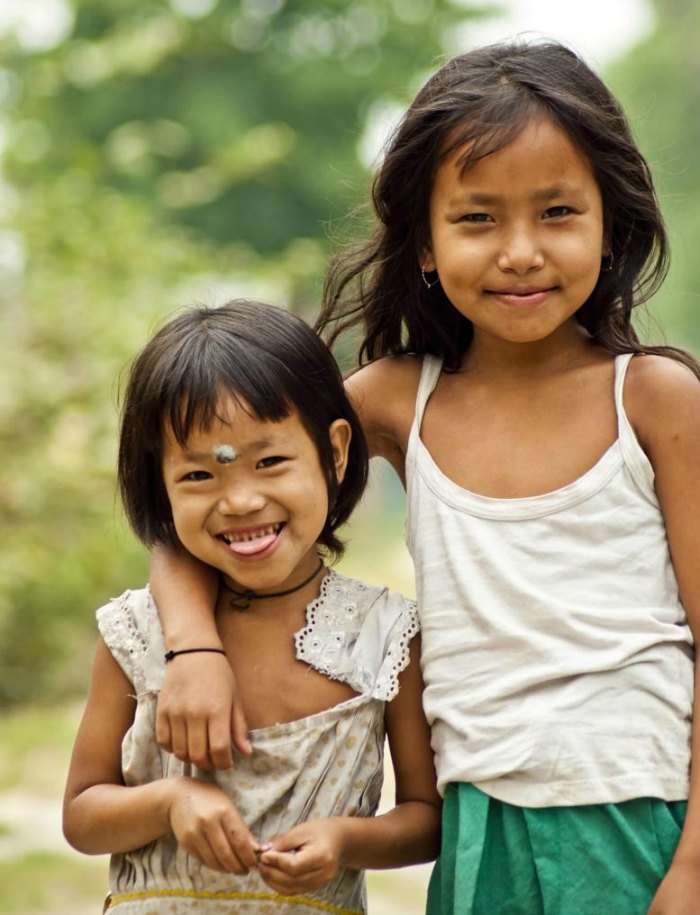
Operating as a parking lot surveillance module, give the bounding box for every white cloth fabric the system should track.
[96,569,419,914]
[406,352,693,806]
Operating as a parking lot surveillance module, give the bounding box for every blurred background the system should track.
[0,0,698,912]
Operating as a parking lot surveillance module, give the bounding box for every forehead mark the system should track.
[213,444,238,464]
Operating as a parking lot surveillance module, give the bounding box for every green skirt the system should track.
[427,784,686,915]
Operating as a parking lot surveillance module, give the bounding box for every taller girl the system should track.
[152,40,700,915]
[317,40,700,915]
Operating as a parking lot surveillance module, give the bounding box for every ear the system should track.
[328,419,352,485]
[421,245,436,273]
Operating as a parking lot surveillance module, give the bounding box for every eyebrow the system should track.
[448,186,580,207]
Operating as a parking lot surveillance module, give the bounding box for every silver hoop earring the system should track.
[601,253,614,272]
[421,267,439,289]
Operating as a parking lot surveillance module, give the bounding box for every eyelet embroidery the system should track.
[294,570,420,701]
[97,590,150,689]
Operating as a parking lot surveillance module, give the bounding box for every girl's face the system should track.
[161,395,350,594]
[423,116,606,350]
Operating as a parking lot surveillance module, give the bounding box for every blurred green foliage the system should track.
[0,0,473,705]
[606,0,700,351]
[1,0,698,707]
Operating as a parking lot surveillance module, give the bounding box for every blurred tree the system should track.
[606,0,700,351]
[0,0,480,704]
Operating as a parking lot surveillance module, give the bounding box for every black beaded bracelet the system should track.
[164,647,226,663]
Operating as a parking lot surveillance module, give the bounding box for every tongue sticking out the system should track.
[226,530,279,556]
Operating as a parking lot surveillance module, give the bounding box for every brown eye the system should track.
[181,470,212,482]
[257,456,287,469]
[461,212,492,223]
[543,205,574,219]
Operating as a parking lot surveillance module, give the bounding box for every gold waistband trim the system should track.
[105,888,362,915]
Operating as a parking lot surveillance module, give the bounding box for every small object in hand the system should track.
[213,443,238,464]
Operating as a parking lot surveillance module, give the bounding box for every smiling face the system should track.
[423,116,606,350]
[161,395,350,595]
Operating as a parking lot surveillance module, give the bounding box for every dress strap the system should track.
[613,353,656,502]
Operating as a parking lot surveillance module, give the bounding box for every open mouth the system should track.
[217,522,285,557]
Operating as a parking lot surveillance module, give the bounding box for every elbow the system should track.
[62,801,102,855]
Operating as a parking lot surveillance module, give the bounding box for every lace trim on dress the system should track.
[97,589,150,690]
[294,570,419,702]
[374,601,420,702]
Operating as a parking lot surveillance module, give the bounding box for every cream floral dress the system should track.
[96,569,419,915]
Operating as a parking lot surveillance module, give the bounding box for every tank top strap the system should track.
[413,354,444,431]
[613,353,656,502]
[405,354,443,480]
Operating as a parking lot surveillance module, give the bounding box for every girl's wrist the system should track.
[163,622,223,652]
[333,816,361,869]
[162,776,191,830]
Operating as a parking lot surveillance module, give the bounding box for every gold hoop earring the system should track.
[421,267,439,289]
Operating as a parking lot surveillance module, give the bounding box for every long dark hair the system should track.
[317,40,699,377]
[118,300,369,559]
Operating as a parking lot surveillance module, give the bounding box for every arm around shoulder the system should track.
[150,543,251,768]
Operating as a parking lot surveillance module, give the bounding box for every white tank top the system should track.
[406,353,693,807]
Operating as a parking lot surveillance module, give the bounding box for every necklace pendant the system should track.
[229,590,254,611]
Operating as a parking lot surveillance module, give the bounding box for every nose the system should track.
[497,225,544,274]
[217,480,266,516]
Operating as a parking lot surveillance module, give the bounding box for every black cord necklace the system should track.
[221,559,325,611]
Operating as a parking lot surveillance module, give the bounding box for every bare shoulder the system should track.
[625,353,700,454]
[345,355,422,462]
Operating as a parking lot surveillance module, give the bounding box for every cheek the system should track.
[285,469,330,529]
[434,233,490,279]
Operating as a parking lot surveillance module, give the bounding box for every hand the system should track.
[648,859,700,914]
[168,777,260,874]
[258,818,347,896]
[156,651,251,769]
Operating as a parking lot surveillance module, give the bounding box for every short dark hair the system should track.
[318,39,699,378]
[118,300,369,558]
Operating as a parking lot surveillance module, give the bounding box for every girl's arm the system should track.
[258,635,441,893]
[63,637,258,873]
[151,543,251,769]
[625,357,700,915]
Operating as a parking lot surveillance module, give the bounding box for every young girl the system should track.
[148,41,700,915]
[63,300,441,915]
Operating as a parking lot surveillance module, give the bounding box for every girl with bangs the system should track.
[145,42,700,915]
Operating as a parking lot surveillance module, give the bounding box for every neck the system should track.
[220,553,326,616]
[462,320,595,380]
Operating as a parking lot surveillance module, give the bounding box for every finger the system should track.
[260,850,324,877]
[155,703,173,753]
[187,718,211,771]
[221,811,259,871]
[258,863,325,894]
[226,827,259,872]
[187,834,225,873]
[208,718,234,770]
[170,716,189,762]
[257,864,304,896]
[208,823,247,875]
[267,825,307,853]
[231,701,252,757]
